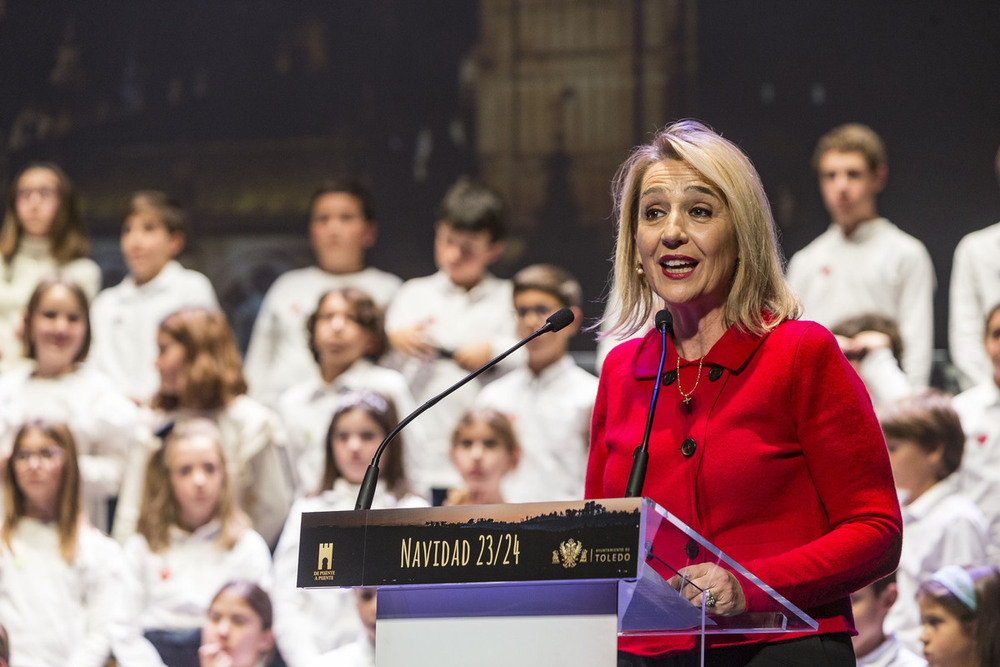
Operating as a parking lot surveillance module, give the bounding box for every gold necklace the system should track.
[676,354,704,405]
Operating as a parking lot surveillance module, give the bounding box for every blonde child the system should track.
[125,418,272,665]
[445,407,520,506]
[917,564,1000,667]
[0,276,140,531]
[0,421,132,666]
[200,581,277,667]
[277,287,421,496]
[115,308,292,547]
[0,162,100,369]
[272,390,424,665]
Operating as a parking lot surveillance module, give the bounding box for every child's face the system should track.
[167,434,225,531]
[15,167,61,238]
[985,308,1000,386]
[313,293,373,377]
[514,289,576,370]
[202,589,274,667]
[918,595,975,667]
[310,192,375,274]
[450,420,517,495]
[886,437,942,501]
[850,583,894,658]
[355,588,377,644]
[817,150,884,231]
[12,428,65,519]
[331,408,384,485]
[434,223,502,290]
[156,330,187,397]
[30,284,87,373]
[121,211,183,286]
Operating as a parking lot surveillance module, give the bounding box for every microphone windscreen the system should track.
[655,309,672,333]
[545,307,575,332]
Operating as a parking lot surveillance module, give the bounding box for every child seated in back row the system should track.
[879,390,988,655]
[850,572,925,666]
[245,179,402,408]
[277,288,422,497]
[385,178,518,496]
[89,190,218,404]
[475,264,597,502]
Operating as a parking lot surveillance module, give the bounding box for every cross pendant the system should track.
[682,395,692,405]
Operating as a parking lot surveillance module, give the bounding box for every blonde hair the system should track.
[136,418,247,552]
[2,421,82,562]
[152,308,247,411]
[606,120,799,339]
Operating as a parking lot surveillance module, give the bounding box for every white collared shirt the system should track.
[884,475,988,654]
[89,260,218,402]
[0,236,100,371]
[124,520,272,631]
[857,634,927,667]
[277,358,425,496]
[244,265,402,408]
[952,380,1000,564]
[949,221,1000,389]
[384,271,519,490]
[787,217,936,388]
[476,355,598,502]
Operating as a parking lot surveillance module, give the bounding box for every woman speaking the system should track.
[587,121,902,666]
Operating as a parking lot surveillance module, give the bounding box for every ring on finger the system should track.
[703,589,717,607]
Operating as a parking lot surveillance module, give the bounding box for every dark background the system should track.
[2,1,999,352]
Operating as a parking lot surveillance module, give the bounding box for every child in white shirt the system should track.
[125,418,272,666]
[244,179,401,407]
[89,190,218,404]
[879,390,989,654]
[0,162,100,370]
[385,178,518,493]
[475,264,597,502]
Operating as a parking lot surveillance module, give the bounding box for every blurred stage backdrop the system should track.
[2,1,998,352]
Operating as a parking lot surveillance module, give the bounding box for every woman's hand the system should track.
[668,563,746,616]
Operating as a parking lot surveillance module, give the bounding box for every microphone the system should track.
[355,307,576,510]
[624,309,671,498]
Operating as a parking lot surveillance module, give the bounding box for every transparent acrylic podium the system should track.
[298,497,816,666]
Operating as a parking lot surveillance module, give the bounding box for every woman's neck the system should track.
[669,306,728,359]
[24,501,58,523]
[320,359,355,384]
[464,485,504,505]
[33,360,75,379]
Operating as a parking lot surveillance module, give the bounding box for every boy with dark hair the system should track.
[89,191,217,403]
[244,178,402,407]
[385,178,517,495]
[851,573,925,666]
[475,264,597,502]
[787,123,935,388]
[878,390,987,655]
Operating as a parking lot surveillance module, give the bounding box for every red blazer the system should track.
[586,319,902,656]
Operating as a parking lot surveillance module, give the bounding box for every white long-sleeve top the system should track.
[114,397,293,548]
[949,222,1000,390]
[271,480,425,667]
[0,518,129,667]
[244,265,402,408]
[786,218,936,388]
[124,520,272,631]
[277,358,425,497]
[0,364,143,531]
[0,237,100,371]
[952,380,1000,565]
[475,355,598,503]
[384,271,519,490]
[884,475,988,655]
[89,260,218,403]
